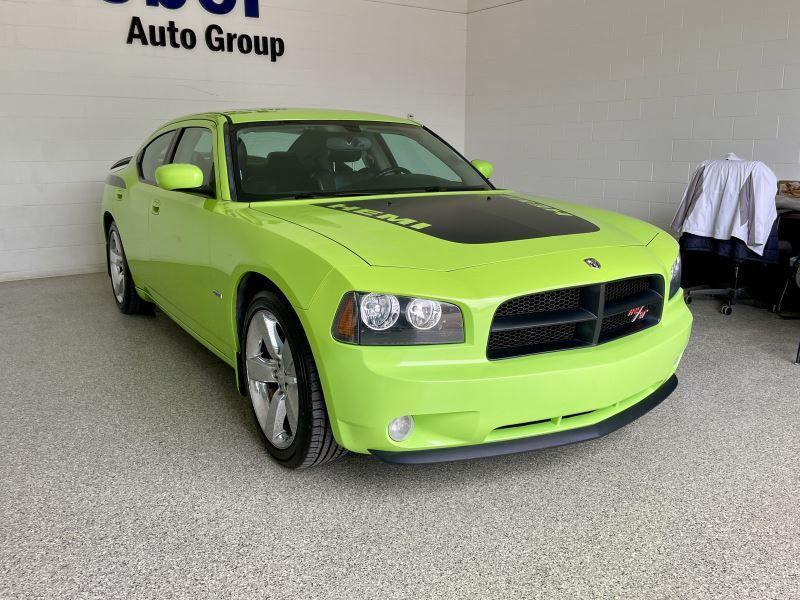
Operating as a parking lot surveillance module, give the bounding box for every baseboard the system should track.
[0,265,106,284]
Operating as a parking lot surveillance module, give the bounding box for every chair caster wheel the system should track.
[721,304,732,316]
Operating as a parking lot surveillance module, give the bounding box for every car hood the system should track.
[249,191,661,272]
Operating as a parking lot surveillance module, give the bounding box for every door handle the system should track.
[151,200,160,215]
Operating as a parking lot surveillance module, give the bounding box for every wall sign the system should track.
[103,0,286,62]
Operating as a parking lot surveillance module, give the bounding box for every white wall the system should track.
[466,0,800,229]
[0,0,467,281]
[8,0,800,282]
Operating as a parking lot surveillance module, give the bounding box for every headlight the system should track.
[332,292,464,345]
[405,298,443,330]
[669,254,682,298]
[360,293,400,330]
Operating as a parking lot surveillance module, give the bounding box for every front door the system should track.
[147,123,227,352]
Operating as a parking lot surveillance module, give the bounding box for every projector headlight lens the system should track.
[406,298,442,330]
[333,292,464,345]
[359,293,400,331]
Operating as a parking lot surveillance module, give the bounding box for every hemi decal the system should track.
[323,203,431,231]
[317,194,599,244]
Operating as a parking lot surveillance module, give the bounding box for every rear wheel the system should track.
[107,223,150,315]
[243,291,347,469]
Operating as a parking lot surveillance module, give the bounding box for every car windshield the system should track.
[231,121,492,201]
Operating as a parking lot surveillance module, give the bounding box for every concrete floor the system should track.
[1,273,799,599]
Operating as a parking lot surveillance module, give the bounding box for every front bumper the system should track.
[305,289,692,455]
[371,374,677,464]
[300,236,692,457]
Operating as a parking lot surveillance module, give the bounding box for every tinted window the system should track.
[172,127,215,190]
[232,122,491,201]
[238,129,300,158]
[140,131,175,185]
[235,129,302,191]
[382,133,459,181]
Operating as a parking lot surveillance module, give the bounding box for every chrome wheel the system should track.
[109,230,125,304]
[245,310,299,450]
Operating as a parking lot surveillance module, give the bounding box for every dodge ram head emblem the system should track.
[584,258,601,269]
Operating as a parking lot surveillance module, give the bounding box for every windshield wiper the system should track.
[285,191,380,200]
[399,185,489,194]
[276,186,488,201]
[288,193,328,200]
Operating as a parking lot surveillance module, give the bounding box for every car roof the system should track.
[166,108,420,126]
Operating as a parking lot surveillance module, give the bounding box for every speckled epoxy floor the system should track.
[1,273,799,599]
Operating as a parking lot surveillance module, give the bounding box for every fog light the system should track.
[388,415,414,442]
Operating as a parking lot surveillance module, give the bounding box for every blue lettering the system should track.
[198,0,235,15]
[104,0,259,18]
[243,0,259,17]
[146,0,187,8]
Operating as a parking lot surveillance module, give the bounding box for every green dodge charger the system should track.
[101,108,692,468]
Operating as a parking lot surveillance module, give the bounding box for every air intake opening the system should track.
[487,275,664,360]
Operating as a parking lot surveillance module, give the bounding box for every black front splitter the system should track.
[370,375,678,465]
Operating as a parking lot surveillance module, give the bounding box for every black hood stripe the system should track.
[317,194,599,244]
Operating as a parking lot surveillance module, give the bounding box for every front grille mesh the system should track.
[495,288,580,316]
[600,311,634,333]
[605,277,651,302]
[601,308,647,333]
[489,323,577,350]
[487,276,663,360]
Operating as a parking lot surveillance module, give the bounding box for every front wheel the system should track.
[107,223,151,315]
[242,291,347,469]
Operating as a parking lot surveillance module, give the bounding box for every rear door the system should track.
[146,120,228,351]
[126,129,178,286]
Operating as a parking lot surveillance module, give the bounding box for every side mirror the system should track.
[155,164,204,192]
[471,159,494,180]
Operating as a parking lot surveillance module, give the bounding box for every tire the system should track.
[242,290,347,469]
[107,223,151,315]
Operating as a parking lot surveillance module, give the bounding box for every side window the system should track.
[172,127,215,190]
[381,133,460,182]
[140,131,175,185]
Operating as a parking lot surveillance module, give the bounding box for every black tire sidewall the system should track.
[107,223,137,314]
[242,291,315,468]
